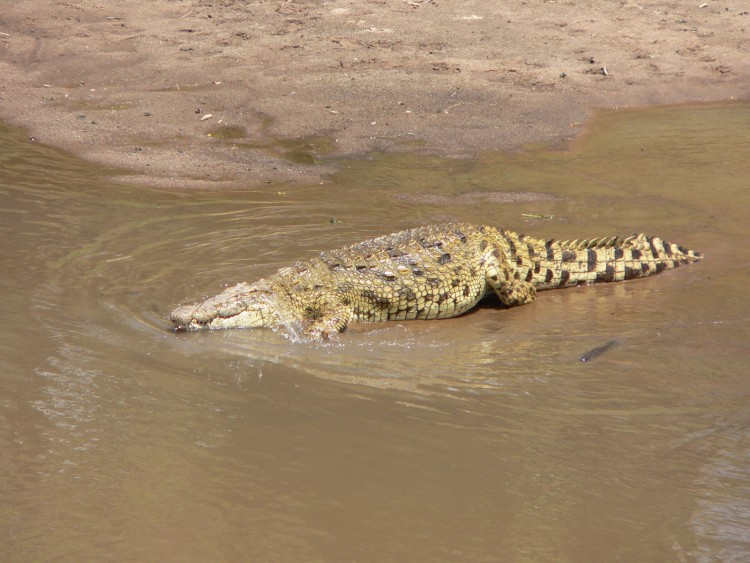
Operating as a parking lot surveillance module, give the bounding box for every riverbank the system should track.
[1,0,747,189]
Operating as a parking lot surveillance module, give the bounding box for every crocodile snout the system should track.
[169,303,205,331]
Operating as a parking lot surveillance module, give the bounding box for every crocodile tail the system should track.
[509,232,702,291]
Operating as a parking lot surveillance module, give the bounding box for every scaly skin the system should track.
[170,222,702,339]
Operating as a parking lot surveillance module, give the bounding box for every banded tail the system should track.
[502,231,702,291]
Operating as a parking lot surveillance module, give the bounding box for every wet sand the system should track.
[1,0,748,189]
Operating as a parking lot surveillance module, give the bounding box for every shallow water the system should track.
[2,102,749,561]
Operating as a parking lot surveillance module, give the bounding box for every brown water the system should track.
[2,102,749,561]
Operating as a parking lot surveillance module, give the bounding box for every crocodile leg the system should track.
[491,278,538,306]
[484,248,538,306]
[302,297,353,339]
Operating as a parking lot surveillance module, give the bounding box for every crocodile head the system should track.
[170,281,281,331]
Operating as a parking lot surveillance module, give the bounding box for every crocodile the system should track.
[170,222,702,339]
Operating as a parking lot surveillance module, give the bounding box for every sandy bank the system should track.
[1,0,747,189]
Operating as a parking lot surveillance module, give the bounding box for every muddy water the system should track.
[2,102,749,561]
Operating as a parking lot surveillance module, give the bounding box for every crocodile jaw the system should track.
[170,281,280,331]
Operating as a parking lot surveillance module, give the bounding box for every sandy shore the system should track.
[1,0,747,189]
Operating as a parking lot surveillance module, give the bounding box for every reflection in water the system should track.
[1,103,750,560]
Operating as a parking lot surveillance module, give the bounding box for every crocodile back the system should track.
[315,223,496,321]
